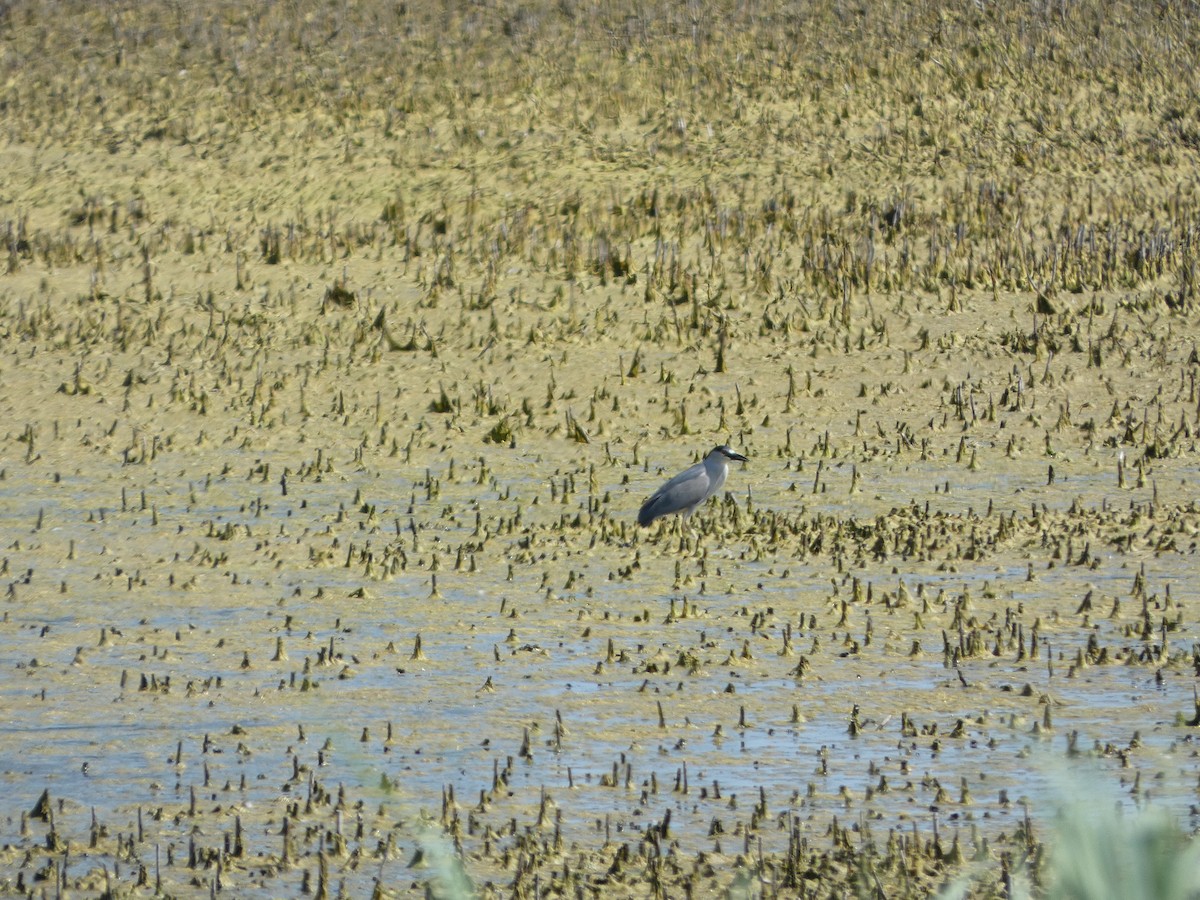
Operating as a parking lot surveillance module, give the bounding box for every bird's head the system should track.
[713,445,748,462]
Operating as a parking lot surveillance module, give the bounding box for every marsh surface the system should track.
[2,1,1200,896]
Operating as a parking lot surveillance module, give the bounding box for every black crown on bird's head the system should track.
[712,445,748,462]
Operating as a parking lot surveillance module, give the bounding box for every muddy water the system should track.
[4,0,1200,896]
[2,410,1196,896]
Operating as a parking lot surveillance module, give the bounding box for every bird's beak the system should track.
[728,451,748,462]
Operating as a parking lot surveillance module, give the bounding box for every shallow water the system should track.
[4,3,1200,894]
[2,443,1197,895]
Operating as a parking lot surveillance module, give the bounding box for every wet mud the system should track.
[2,1,1200,896]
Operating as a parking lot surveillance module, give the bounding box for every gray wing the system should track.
[638,461,713,526]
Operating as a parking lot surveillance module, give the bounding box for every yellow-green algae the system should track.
[2,0,1200,896]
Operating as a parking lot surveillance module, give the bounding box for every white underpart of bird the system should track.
[638,445,749,527]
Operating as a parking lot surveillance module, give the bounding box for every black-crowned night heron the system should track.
[637,445,748,527]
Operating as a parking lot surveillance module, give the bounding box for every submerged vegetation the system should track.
[2,0,1200,896]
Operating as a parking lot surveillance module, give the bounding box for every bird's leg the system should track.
[679,514,695,554]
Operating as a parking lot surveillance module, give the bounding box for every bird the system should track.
[637,445,748,527]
